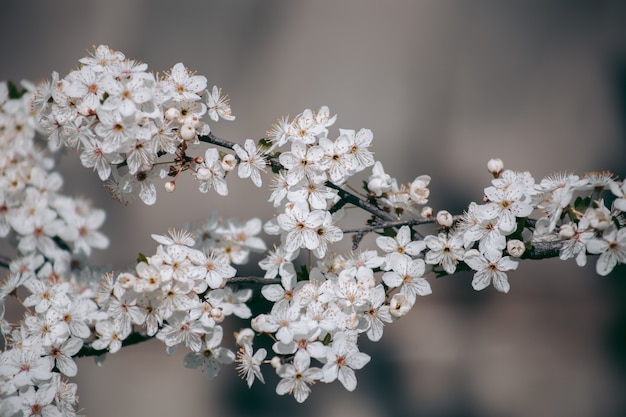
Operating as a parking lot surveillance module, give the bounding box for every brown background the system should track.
[2,1,626,416]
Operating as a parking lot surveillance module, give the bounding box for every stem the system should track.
[326,182,395,222]
[341,217,442,234]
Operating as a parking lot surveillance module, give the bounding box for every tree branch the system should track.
[227,276,280,285]
[325,182,396,221]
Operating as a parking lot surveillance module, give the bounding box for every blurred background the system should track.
[2,1,626,416]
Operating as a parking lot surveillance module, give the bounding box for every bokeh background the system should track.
[2,1,626,416]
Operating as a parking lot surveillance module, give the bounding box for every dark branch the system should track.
[227,276,281,285]
[342,217,442,234]
[325,182,396,222]
[522,240,564,260]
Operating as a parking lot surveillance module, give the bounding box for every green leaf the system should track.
[257,137,273,152]
[296,265,309,281]
[137,253,148,264]
[7,81,26,99]
[574,196,591,214]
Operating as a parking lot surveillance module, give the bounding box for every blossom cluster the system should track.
[33,45,235,205]
[93,227,255,374]
[263,106,377,259]
[1,45,626,414]
[0,81,109,417]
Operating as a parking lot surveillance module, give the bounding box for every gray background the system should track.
[2,1,626,416]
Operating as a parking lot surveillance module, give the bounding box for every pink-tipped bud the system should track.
[164,181,176,193]
[421,206,434,218]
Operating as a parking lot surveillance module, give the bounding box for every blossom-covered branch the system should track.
[1,45,625,416]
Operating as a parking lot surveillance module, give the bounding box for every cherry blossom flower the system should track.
[164,63,207,101]
[236,344,267,387]
[463,249,519,293]
[321,332,371,391]
[277,203,325,253]
[587,225,626,276]
[424,232,465,274]
[276,350,323,403]
[233,139,267,187]
[206,86,235,121]
[382,255,431,303]
[279,140,325,185]
[482,182,533,235]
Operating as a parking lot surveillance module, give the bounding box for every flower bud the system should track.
[221,153,237,172]
[117,272,137,290]
[487,158,504,178]
[164,181,176,193]
[421,206,434,218]
[409,175,431,204]
[164,107,181,121]
[235,328,255,347]
[196,167,212,181]
[436,210,453,227]
[270,356,282,368]
[587,207,611,231]
[559,224,576,240]
[506,239,525,257]
[179,124,197,141]
[211,307,224,323]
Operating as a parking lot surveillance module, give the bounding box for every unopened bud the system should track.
[421,206,434,218]
[117,272,137,290]
[194,156,204,165]
[487,158,504,178]
[164,107,181,121]
[559,224,576,240]
[270,356,282,368]
[196,167,211,181]
[235,328,255,347]
[211,307,224,323]
[506,239,525,257]
[179,124,197,141]
[588,207,611,231]
[436,210,453,227]
[221,153,237,172]
[164,181,176,193]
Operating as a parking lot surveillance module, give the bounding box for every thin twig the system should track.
[325,182,395,222]
[227,276,281,285]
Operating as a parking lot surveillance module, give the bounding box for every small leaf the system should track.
[137,253,148,264]
[296,265,309,281]
[574,196,591,214]
[257,137,273,152]
[7,81,26,99]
